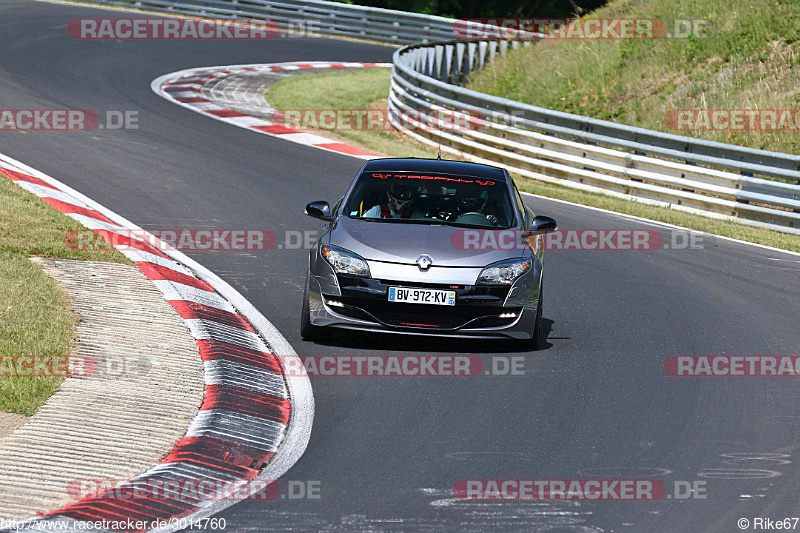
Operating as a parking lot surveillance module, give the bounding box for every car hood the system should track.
[327,216,524,268]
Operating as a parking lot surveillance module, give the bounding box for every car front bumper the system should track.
[306,265,541,340]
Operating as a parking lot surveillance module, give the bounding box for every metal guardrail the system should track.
[80,0,800,233]
[389,40,800,234]
[77,0,460,43]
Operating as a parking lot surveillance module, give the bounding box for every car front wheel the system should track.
[300,277,326,342]
[531,284,544,349]
[510,284,544,352]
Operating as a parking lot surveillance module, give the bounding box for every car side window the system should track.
[511,181,527,225]
[332,197,343,217]
[524,205,535,227]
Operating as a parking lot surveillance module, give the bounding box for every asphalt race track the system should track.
[2,1,800,531]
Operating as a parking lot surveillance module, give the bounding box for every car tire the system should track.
[510,284,544,352]
[531,284,544,350]
[300,277,326,342]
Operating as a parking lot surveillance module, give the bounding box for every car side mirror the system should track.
[530,215,557,233]
[305,201,333,222]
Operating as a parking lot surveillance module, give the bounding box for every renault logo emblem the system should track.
[416,255,433,270]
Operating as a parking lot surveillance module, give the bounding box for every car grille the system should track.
[328,276,517,331]
[336,300,518,330]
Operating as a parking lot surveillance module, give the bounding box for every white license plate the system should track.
[388,287,456,306]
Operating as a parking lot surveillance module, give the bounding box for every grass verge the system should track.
[265,68,437,158]
[467,0,800,155]
[514,179,800,252]
[265,68,799,252]
[0,174,128,416]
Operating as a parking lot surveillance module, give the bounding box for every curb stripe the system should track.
[0,156,310,533]
[136,262,215,292]
[66,213,125,231]
[201,385,291,424]
[152,61,390,160]
[169,300,256,334]
[150,281,235,312]
[196,339,282,373]
[185,410,286,451]
[316,142,380,156]
[184,319,268,352]
[143,462,240,483]
[14,181,91,207]
[163,86,201,93]
[223,115,270,127]
[165,436,274,468]
[91,229,171,259]
[203,359,287,397]
[174,96,208,103]
[251,124,299,135]
[204,109,247,118]
[119,249,193,273]
[41,198,117,224]
[3,167,60,189]
[163,436,274,472]
[158,452,259,480]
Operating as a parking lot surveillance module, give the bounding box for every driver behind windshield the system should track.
[349,174,512,228]
[452,184,499,226]
[363,180,425,219]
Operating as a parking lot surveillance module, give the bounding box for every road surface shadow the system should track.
[311,318,557,354]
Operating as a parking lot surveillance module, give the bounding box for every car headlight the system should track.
[321,245,371,277]
[476,258,532,285]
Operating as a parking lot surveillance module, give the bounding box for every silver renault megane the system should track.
[301,158,557,348]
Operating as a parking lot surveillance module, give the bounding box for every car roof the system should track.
[361,158,508,181]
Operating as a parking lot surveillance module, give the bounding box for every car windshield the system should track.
[344,171,516,228]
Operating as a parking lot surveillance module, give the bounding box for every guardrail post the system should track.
[463,41,477,81]
[414,48,425,72]
[478,41,488,70]
[487,40,498,62]
[443,45,454,84]
[454,42,466,84]
[434,46,444,81]
[426,47,436,77]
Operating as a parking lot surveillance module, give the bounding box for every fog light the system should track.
[327,300,345,308]
[499,312,517,318]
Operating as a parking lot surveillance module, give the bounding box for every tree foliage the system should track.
[331,0,608,19]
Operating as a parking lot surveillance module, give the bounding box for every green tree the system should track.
[331,0,608,19]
